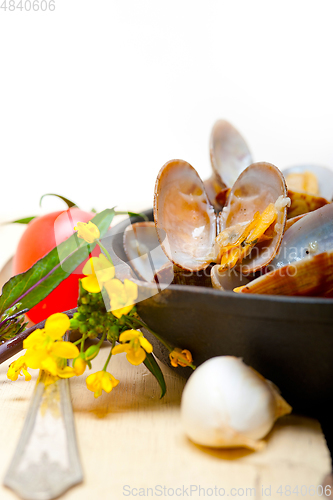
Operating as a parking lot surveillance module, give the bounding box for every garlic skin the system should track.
[180,356,291,450]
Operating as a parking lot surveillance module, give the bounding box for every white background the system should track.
[1,0,333,265]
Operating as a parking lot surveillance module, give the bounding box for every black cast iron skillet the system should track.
[105,210,333,414]
[104,209,333,461]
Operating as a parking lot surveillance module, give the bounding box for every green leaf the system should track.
[143,352,166,398]
[0,208,115,316]
[90,208,116,238]
[115,210,149,222]
[40,193,78,209]
[1,216,36,225]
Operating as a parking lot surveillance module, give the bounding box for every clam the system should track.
[124,220,213,287]
[284,214,307,232]
[154,159,216,272]
[217,162,289,274]
[286,189,329,219]
[204,120,252,209]
[123,221,171,283]
[235,203,333,297]
[283,164,333,201]
[282,164,333,218]
[235,250,333,297]
[154,159,289,281]
[269,202,333,270]
[203,174,226,211]
[211,265,251,291]
[210,120,253,189]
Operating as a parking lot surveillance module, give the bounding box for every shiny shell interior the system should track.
[270,202,333,270]
[154,159,216,272]
[210,120,252,188]
[211,265,251,291]
[218,162,288,273]
[123,221,170,283]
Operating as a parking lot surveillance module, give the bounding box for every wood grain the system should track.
[0,347,331,500]
[0,250,331,500]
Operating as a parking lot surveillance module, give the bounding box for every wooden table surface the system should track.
[0,232,332,500]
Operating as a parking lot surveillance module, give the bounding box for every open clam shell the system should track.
[270,202,333,270]
[154,159,216,272]
[283,164,332,218]
[287,189,329,219]
[236,203,333,297]
[123,222,170,283]
[210,120,252,188]
[218,162,288,274]
[211,265,251,291]
[283,164,333,201]
[203,174,226,211]
[236,250,333,297]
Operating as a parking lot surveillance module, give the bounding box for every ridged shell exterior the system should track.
[237,250,333,297]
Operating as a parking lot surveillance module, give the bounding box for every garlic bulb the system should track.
[180,356,291,451]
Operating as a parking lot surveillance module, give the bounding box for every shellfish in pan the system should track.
[235,203,333,297]
[206,120,332,219]
[282,164,333,218]
[123,221,170,283]
[154,159,216,272]
[154,159,289,279]
[204,120,252,209]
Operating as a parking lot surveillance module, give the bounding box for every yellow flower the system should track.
[112,329,153,365]
[7,356,31,382]
[74,221,100,244]
[104,279,138,318]
[169,348,193,368]
[81,254,115,293]
[73,355,87,376]
[22,313,79,379]
[86,370,119,398]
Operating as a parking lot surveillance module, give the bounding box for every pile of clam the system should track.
[124,120,333,298]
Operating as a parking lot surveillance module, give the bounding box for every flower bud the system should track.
[85,344,100,361]
[73,355,87,376]
[70,318,80,330]
[79,324,88,334]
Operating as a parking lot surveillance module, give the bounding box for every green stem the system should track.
[80,334,87,352]
[103,337,115,371]
[96,331,107,348]
[97,240,114,266]
[114,210,149,222]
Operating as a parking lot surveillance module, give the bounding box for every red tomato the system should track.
[13,207,100,324]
